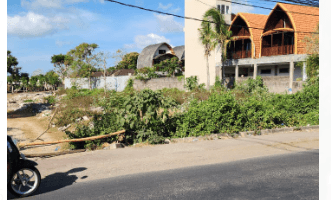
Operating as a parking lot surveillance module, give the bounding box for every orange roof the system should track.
[229,13,268,58]
[273,3,319,54]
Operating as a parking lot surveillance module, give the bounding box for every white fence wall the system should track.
[64,76,131,91]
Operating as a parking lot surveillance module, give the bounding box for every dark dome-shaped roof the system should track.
[137,43,174,69]
[173,45,185,60]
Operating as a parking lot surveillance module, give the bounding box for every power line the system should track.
[221,0,319,16]
[195,0,318,16]
[105,0,318,34]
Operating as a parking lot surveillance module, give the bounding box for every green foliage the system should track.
[7,50,19,75]
[135,67,158,80]
[184,76,205,91]
[62,77,319,150]
[23,99,34,103]
[44,96,56,105]
[124,78,134,92]
[45,70,60,87]
[116,52,139,70]
[154,57,182,77]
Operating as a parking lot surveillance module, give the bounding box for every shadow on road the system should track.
[8,167,87,199]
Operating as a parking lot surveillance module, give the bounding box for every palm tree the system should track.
[203,8,232,82]
[198,17,217,90]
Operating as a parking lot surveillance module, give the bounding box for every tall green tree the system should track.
[7,50,19,75]
[51,54,73,84]
[45,70,60,90]
[203,8,232,81]
[116,52,139,70]
[198,15,217,90]
[67,43,99,89]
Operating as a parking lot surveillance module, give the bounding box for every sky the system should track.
[6,0,280,76]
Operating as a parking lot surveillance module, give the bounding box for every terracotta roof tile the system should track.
[275,3,319,54]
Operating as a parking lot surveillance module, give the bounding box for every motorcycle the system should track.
[7,135,41,198]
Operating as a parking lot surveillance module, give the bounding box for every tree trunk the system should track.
[104,68,106,95]
[206,56,210,90]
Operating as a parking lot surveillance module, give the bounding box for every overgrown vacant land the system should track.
[50,76,319,150]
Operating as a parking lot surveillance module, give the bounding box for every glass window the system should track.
[226,6,229,14]
[261,69,271,74]
[217,5,220,12]
[221,5,225,14]
[279,68,289,73]
[159,50,166,54]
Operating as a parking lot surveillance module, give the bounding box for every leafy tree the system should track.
[51,54,73,84]
[67,43,99,89]
[116,52,139,70]
[203,8,232,80]
[45,70,60,90]
[7,50,19,75]
[154,57,182,77]
[198,15,217,90]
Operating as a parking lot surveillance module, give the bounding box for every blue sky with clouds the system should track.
[7,0,277,76]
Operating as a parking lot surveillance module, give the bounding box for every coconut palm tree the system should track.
[198,17,218,90]
[203,8,232,82]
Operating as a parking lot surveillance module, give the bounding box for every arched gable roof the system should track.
[173,45,185,60]
[262,3,319,54]
[137,43,174,69]
[229,13,268,58]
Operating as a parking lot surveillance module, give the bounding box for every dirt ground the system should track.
[7,114,70,155]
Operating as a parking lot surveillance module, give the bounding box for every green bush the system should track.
[44,96,56,105]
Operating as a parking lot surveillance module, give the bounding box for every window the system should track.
[261,69,271,74]
[226,6,229,14]
[159,50,166,54]
[221,5,225,14]
[279,68,289,73]
[217,5,220,12]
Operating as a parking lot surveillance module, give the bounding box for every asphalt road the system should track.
[10,150,318,200]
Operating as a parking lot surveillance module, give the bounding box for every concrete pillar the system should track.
[235,65,239,82]
[302,62,307,81]
[253,63,257,79]
[289,60,294,94]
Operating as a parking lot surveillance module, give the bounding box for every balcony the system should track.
[227,50,251,59]
[261,45,293,57]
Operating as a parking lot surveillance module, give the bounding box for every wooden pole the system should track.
[19,130,126,147]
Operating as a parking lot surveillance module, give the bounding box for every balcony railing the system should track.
[227,50,251,59]
[261,44,293,57]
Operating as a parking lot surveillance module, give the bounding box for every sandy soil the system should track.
[7,115,69,154]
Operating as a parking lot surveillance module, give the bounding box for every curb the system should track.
[238,125,319,137]
[170,125,319,144]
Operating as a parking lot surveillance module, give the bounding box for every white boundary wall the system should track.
[64,76,131,91]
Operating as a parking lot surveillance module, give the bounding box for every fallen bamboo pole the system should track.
[18,130,126,147]
[24,149,86,158]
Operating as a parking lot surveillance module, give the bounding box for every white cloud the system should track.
[7,8,98,37]
[21,0,89,10]
[7,12,69,37]
[154,14,184,33]
[158,3,172,10]
[124,33,171,49]
[171,7,180,13]
[55,40,72,47]
[231,0,254,14]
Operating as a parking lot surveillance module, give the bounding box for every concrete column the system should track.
[253,63,257,79]
[302,61,307,81]
[235,65,239,82]
[289,60,294,94]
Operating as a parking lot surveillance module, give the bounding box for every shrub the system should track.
[135,67,158,80]
[44,96,56,105]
